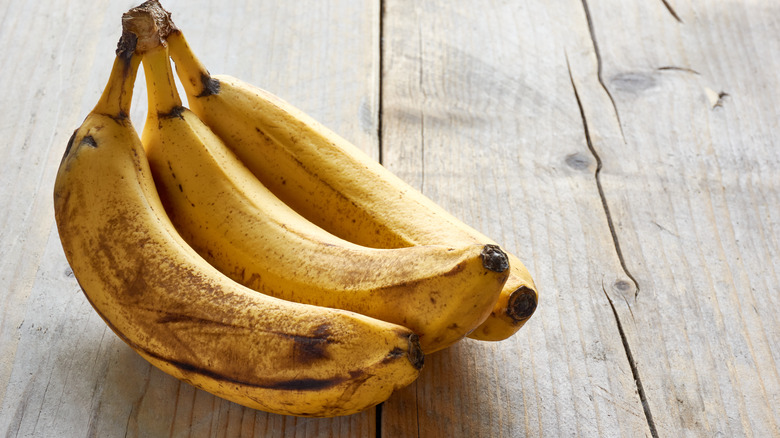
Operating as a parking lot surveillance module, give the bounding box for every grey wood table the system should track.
[1,0,778,436]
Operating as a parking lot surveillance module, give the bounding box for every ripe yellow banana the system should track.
[139,42,508,353]
[53,32,423,417]
[162,27,538,341]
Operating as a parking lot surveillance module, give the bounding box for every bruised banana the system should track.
[163,27,538,341]
[138,42,508,353]
[53,34,423,418]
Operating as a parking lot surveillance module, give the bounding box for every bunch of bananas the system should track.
[53,0,538,417]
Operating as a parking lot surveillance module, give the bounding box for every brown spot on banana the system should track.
[166,353,351,391]
[442,262,466,277]
[289,322,334,364]
[263,377,351,391]
[85,290,357,393]
[81,135,98,148]
[159,105,186,119]
[198,73,221,97]
[82,293,344,392]
[155,312,244,328]
[335,371,374,405]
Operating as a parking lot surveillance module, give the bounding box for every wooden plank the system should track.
[0,0,120,413]
[0,0,382,436]
[380,1,650,436]
[567,0,780,436]
[3,0,778,436]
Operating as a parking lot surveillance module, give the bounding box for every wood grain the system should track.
[380,0,649,436]
[574,0,780,435]
[381,0,780,436]
[0,1,382,436]
[1,0,778,436]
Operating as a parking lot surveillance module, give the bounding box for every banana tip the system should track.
[507,286,538,323]
[407,334,424,370]
[480,244,509,273]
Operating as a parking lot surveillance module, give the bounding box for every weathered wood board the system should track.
[0,1,381,436]
[1,0,777,436]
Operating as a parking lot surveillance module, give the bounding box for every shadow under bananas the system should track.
[95,342,373,437]
[381,337,532,438]
[93,336,530,437]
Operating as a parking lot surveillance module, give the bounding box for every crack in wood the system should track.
[418,18,427,196]
[578,0,626,144]
[564,52,640,301]
[124,366,152,438]
[377,3,387,436]
[602,281,659,438]
[419,113,426,194]
[657,67,730,110]
[577,0,639,299]
[376,402,383,438]
[566,50,658,438]
[713,91,730,109]
[652,220,679,237]
[659,0,683,23]
[657,66,700,75]
[377,0,386,167]
[416,380,422,438]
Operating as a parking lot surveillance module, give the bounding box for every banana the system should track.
[161,24,538,341]
[139,41,508,354]
[53,29,423,417]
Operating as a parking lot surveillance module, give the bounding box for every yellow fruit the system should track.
[53,29,422,417]
[139,43,508,353]
[165,29,538,341]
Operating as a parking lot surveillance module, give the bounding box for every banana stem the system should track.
[142,44,182,116]
[167,30,218,97]
[92,34,142,119]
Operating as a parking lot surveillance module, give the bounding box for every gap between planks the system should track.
[376,0,386,435]
[569,0,658,435]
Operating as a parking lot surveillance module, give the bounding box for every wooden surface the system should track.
[1,0,778,436]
